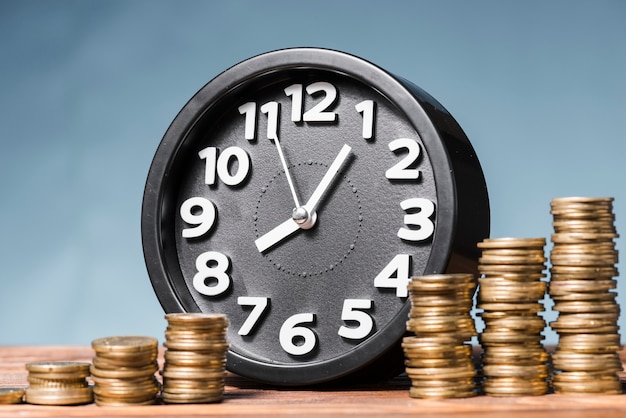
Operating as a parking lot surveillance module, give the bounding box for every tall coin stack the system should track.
[90,336,161,406]
[548,196,622,394]
[403,274,478,398]
[25,361,93,405]
[477,237,550,396]
[161,313,229,404]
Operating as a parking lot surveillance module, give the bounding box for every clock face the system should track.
[142,48,489,385]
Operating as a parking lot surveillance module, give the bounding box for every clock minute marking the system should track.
[254,144,352,253]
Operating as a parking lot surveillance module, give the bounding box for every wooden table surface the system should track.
[1,346,626,417]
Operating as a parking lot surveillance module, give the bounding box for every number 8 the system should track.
[192,251,231,296]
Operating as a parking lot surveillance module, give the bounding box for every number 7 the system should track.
[237,296,269,336]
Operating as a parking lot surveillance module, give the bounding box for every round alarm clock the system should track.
[141,47,489,385]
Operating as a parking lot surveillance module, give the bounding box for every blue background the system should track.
[1,0,624,346]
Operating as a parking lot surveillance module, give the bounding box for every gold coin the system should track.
[25,361,90,375]
[92,381,160,398]
[551,312,619,327]
[479,331,543,345]
[91,354,157,370]
[550,280,617,295]
[25,387,93,406]
[162,391,223,404]
[164,340,230,352]
[0,388,25,404]
[27,376,88,388]
[552,370,619,382]
[478,302,543,313]
[161,367,226,380]
[482,364,549,378]
[404,357,472,368]
[403,345,472,359]
[92,336,158,354]
[481,315,546,332]
[552,379,621,394]
[558,334,621,353]
[552,352,622,372]
[166,312,228,325]
[409,385,476,399]
[550,291,617,302]
[479,254,547,265]
[90,362,158,379]
[478,264,546,274]
[478,237,546,249]
[481,248,546,257]
[550,196,614,205]
[405,364,476,380]
[550,253,618,267]
[550,265,618,275]
[483,377,548,397]
[401,335,466,347]
[551,232,619,244]
[94,396,157,406]
[409,305,470,316]
[165,350,226,367]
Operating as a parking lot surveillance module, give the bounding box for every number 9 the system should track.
[180,197,217,238]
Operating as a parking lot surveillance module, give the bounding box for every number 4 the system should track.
[374,254,411,297]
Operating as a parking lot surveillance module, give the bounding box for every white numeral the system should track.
[180,197,217,238]
[199,146,251,186]
[279,313,317,356]
[260,101,280,139]
[192,251,231,296]
[237,296,269,336]
[238,102,257,140]
[385,138,421,180]
[284,84,303,122]
[304,82,337,122]
[355,100,375,140]
[338,299,374,340]
[398,198,435,241]
[374,254,411,297]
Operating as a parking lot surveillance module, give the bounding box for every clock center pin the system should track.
[292,207,317,230]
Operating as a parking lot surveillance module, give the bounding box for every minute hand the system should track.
[302,144,352,214]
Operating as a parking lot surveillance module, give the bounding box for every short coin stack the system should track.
[0,388,25,404]
[548,196,622,394]
[161,313,229,404]
[90,336,160,406]
[403,273,478,398]
[477,237,550,396]
[25,361,92,405]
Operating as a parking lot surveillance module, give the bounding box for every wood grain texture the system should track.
[0,346,625,417]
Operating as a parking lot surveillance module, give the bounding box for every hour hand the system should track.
[254,218,300,253]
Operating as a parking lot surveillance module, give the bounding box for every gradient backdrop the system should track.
[1,1,624,346]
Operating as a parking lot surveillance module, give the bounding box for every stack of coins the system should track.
[162,313,229,404]
[25,361,92,405]
[477,237,550,396]
[548,196,622,394]
[403,274,478,398]
[90,336,160,406]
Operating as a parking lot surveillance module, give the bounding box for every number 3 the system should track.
[398,198,435,241]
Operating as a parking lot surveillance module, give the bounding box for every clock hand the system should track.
[292,144,351,230]
[254,218,300,253]
[271,133,301,209]
[254,144,352,253]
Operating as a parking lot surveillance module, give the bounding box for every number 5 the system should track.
[338,299,374,340]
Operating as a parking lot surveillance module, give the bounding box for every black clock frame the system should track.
[142,47,489,385]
